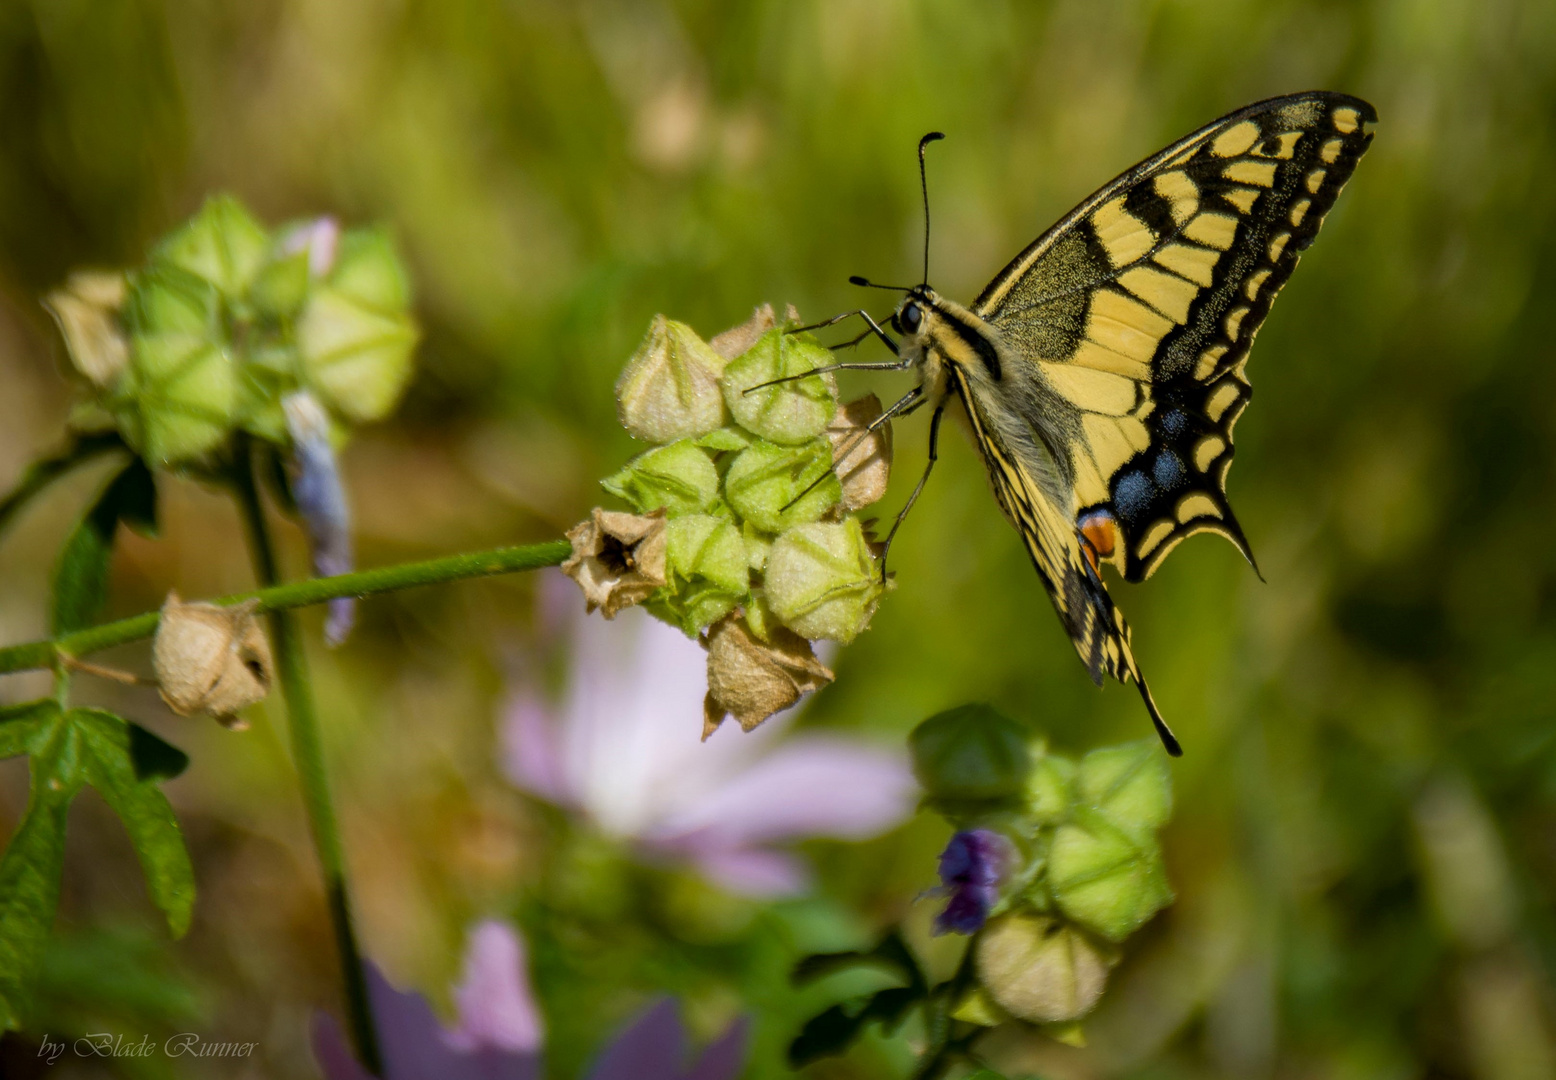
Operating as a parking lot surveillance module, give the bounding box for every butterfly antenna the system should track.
[918,132,945,285]
[849,275,912,292]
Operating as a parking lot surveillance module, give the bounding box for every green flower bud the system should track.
[153,194,270,300]
[120,266,239,465]
[1076,740,1172,841]
[764,518,880,643]
[975,914,1118,1024]
[1026,752,1076,825]
[602,439,720,516]
[693,426,751,452]
[128,264,218,337]
[648,514,750,634]
[723,438,839,533]
[615,316,728,442]
[721,329,837,445]
[253,219,339,320]
[250,248,312,320]
[297,229,418,423]
[741,520,772,573]
[1047,808,1172,941]
[910,704,1032,802]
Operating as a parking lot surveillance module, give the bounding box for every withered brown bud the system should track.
[562,508,668,618]
[974,914,1118,1024]
[701,614,833,739]
[153,592,274,728]
[827,394,893,511]
[707,303,802,360]
[44,270,130,390]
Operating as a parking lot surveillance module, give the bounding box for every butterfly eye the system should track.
[901,303,922,333]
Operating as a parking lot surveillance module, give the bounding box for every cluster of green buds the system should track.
[563,305,893,737]
[911,704,1174,1036]
[45,195,419,644]
[45,195,418,468]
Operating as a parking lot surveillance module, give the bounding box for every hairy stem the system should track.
[230,435,382,1074]
[0,541,572,675]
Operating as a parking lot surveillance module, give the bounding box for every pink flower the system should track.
[501,572,917,895]
[314,920,746,1080]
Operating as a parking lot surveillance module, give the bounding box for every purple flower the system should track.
[933,829,1013,936]
[501,572,917,896]
[283,391,355,645]
[314,920,747,1080]
[585,999,749,1080]
[313,920,541,1080]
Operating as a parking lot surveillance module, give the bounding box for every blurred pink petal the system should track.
[501,572,916,895]
[585,999,685,1080]
[500,691,573,806]
[583,999,748,1080]
[684,1016,750,1080]
[445,921,544,1054]
[314,960,539,1080]
[313,1012,373,1080]
[647,735,916,848]
[688,847,811,897]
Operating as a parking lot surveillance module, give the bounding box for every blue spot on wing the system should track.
[1114,471,1153,523]
[1153,451,1186,490]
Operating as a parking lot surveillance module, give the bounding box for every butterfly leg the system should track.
[747,312,908,393]
[876,397,944,583]
[788,309,900,354]
[779,384,925,514]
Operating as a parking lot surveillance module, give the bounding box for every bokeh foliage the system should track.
[0,0,1554,1077]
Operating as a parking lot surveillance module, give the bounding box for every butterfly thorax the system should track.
[893,286,1076,518]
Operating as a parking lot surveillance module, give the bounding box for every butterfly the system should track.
[808,91,1375,754]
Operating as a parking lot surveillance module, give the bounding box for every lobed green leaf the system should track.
[50,457,158,636]
[72,709,195,938]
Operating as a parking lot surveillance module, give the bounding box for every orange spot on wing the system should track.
[1078,510,1119,573]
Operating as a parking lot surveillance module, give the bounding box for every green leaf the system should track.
[0,431,126,540]
[0,700,55,761]
[0,707,78,1030]
[127,722,189,782]
[50,457,158,636]
[793,932,921,988]
[72,709,195,938]
[788,986,923,1067]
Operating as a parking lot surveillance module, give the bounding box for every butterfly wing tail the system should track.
[1069,554,1183,756]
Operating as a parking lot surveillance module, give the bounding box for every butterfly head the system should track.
[890,285,940,352]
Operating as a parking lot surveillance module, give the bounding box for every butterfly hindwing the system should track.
[974,92,1375,582]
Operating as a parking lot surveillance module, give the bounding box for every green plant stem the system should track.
[0,540,572,676]
[230,438,382,1074]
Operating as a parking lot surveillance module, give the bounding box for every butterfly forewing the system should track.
[973,92,1375,582]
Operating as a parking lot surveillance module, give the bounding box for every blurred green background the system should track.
[1,0,1555,1076]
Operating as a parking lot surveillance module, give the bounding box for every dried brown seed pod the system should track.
[701,614,833,739]
[44,270,130,390]
[153,592,274,728]
[562,508,669,618]
[827,394,893,511]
